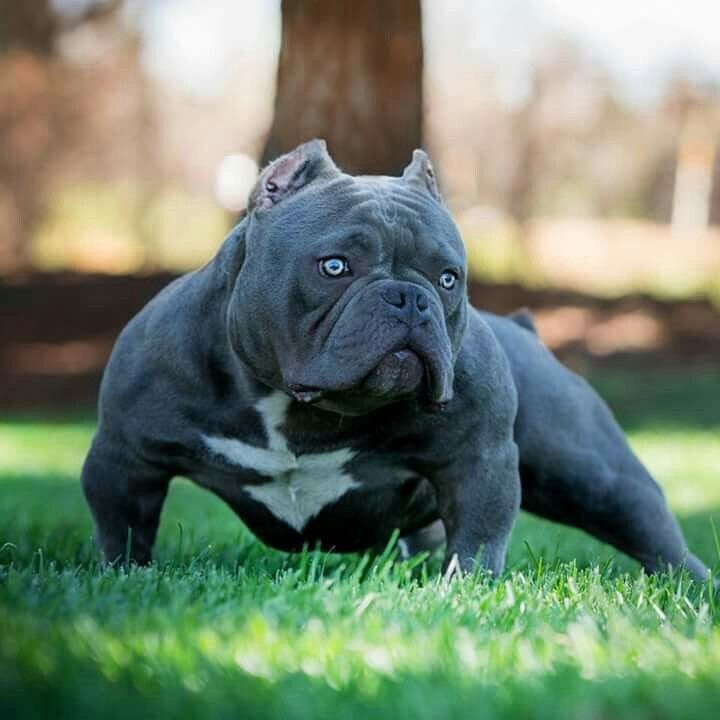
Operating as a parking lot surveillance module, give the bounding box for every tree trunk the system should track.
[262,0,423,176]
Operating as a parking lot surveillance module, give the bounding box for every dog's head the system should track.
[226,140,467,415]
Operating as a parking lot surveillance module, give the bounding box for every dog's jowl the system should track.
[82,139,711,582]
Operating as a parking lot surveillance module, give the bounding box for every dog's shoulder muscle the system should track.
[452,308,519,445]
[96,259,249,442]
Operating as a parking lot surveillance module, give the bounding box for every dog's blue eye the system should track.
[439,271,457,290]
[319,257,349,277]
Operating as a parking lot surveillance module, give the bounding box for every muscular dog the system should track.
[82,140,710,582]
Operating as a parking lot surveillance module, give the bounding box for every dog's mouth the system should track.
[287,348,440,412]
[360,348,425,396]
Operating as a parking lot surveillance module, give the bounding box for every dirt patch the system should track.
[467,282,720,371]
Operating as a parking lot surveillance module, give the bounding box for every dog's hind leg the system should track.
[584,471,709,582]
[398,520,446,559]
[521,445,711,583]
[482,311,712,584]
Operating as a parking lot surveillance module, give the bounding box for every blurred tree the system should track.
[710,152,720,226]
[0,0,56,268]
[0,0,58,55]
[0,0,123,53]
[0,0,128,271]
[262,0,423,175]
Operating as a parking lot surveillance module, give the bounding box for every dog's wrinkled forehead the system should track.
[246,139,463,258]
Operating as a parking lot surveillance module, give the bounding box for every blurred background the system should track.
[1,0,719,411]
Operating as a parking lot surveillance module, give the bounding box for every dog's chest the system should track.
[202,392,361,532]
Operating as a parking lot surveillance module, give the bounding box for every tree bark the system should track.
[262,0,423,176]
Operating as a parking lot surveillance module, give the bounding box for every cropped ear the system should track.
[401,149,443,203]
[248,139,339,211]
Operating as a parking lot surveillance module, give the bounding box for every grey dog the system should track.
[82,139,710,583]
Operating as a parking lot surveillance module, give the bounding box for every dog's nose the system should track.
[381,285,430,325]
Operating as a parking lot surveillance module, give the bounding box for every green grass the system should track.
[1,369,719,719]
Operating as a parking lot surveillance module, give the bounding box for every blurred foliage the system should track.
[457,207,531,284]
[141,189,230,271]
[25,186,720,305]
[460,215,720,302]
[32,183,228,273]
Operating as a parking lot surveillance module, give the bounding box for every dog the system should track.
[82,139,710,583]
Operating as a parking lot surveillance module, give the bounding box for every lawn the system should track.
[1,369,719,720]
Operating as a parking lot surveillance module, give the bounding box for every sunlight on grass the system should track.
[3,569,720,686]
[1,554,719,719]
[0,421,94,477]
[631,431,720,512]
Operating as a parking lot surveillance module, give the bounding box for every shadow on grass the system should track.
[586,368,720,432]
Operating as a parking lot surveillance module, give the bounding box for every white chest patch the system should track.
[202,392,359,532]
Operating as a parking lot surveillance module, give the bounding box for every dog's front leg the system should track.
[430,440,521,576]
[82,437,171,566]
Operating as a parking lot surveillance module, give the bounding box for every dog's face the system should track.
[227,140,467,415]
